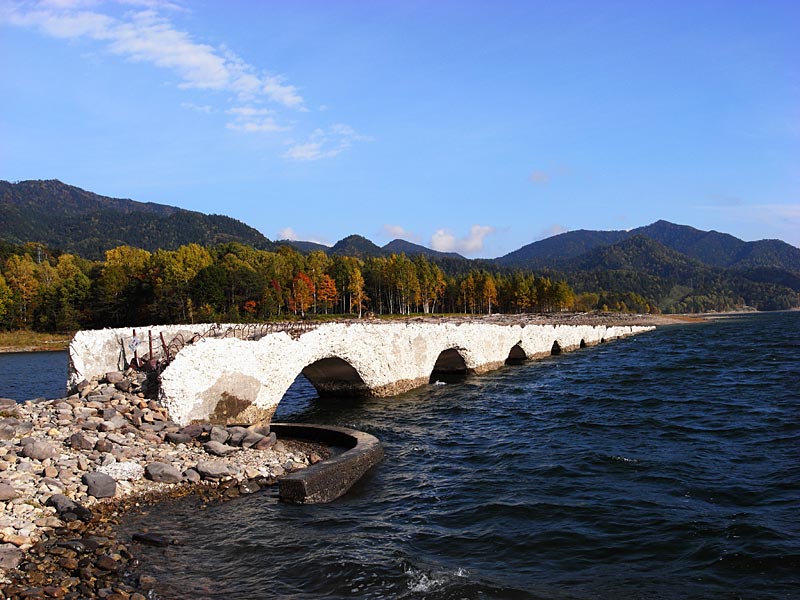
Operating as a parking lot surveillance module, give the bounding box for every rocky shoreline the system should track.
[0,370,327,598]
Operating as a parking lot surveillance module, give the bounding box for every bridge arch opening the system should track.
[551,341,562,356]
[301,357,370,398]
[505,343,528,365]
[580,339,587,348]
[430,348,470,383]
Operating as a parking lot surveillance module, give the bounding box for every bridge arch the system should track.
[505,343,528,365]
[551,341,562,356]
[301,356,370,397]
[579,339,587,348]
[429,347,470,383]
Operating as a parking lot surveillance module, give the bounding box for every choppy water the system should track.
[11,314,800,598]
[0,350,67,401]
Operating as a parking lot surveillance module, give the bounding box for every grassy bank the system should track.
[0,330,72,353]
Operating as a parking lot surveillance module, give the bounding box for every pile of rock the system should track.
[0,369,323,596]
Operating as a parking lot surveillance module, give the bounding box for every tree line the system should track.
[0,242,590,332]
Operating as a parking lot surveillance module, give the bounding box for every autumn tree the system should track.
[290,272,315,316]
[316,274,338,314]
[4,254,39,328]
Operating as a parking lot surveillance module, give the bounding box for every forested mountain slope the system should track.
[0,180,272,259]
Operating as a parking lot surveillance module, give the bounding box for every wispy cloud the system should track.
[276,227,330,246]
[283,124,372,161]
[225,106,288,133]
[2,0,370,160]
[430,225,496,255]
[537,223,568,240]
[181,101,212,114]
[2,1,304,108]
[382,224,420,242]
[277,227,298,241]
[699,203,800,245]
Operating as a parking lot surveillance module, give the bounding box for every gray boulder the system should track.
[69,432,95,450]
[145,462,183,483]
[165,432,192,445]
[83,472,117,498]
[209,426,229,444]
[0,483,18,501]
[204,440,238,457]
[22,440,59,461]
[0,544,23,570]
[195,460,231,480]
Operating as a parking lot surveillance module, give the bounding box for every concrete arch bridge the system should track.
[68,319,654,426]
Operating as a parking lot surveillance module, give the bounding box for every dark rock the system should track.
[254,432,277,450]
[247,423,271,436]
[165,432,192,445]
[79,537,102,552]
[105,372,124,384]
[57,540,88,554]
[82,472,117,498]
[68,432,94,451]
[203,440,237,457]
[241,431,265,448]
[145,462,182,483]
[46,494,93,522]
[226,426,249,446]
[179,423,205,438]
[102,407,117,420]
[0,482,18,500]
[239,481,261,494]
[131,532,170,547]
[95,554,118,571]
[94,438,114,453]
[114,380,132,393]
[22,440,60,461]
[58,556,79,570]
[137,574,158,590]
[195,460,231,480]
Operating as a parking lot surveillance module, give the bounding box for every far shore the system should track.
[0,312,721,354]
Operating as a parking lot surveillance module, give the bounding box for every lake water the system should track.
[7,314,800,598]
[0,350,68,401]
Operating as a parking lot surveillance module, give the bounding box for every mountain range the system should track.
[2,179,798,311]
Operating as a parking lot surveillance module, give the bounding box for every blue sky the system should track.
[1,0,798,256]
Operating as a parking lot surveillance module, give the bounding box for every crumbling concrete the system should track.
[68,319,654,427]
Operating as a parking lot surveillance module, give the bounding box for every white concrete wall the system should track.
[67,321,653,426]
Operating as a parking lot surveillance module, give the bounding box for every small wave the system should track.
[405,565,469,594]
[611,455,639,464]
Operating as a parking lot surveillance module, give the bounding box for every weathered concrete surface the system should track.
[273,423,384,504]
[68,319,654,427]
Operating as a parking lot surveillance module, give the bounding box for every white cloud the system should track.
[430,225,496,255]
[2,1,305,109]
[382,224,419,242]
[278,227,298,240]
[181,101,212,114]
[700,203,800,246]
[283,124,371,161]
[537,224,569,240]
[225,105,288,133]
[2,1,376,159]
